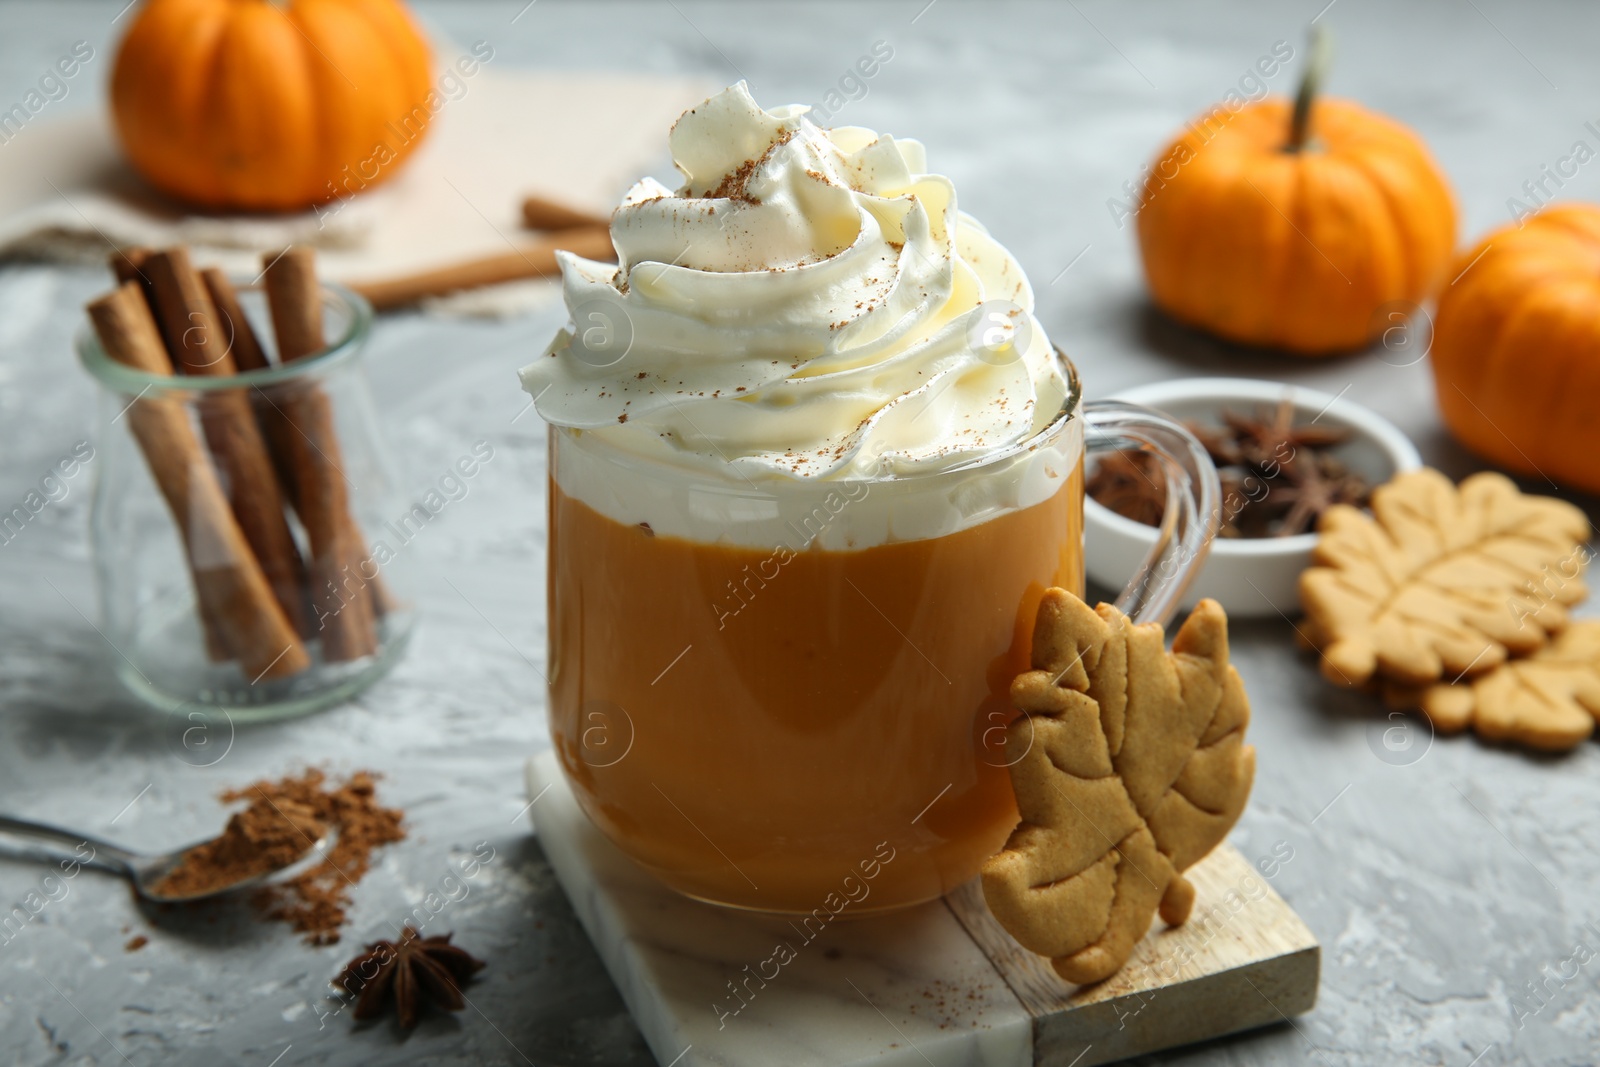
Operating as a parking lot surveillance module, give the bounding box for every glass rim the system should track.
[75,280,373,395]
[555,345,1084,485]
[934,345,1082,478]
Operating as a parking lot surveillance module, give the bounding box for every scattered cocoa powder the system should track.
[704,128,792,203]
[231,769,406,945]
[148,769,405,946]
[151,794,325,900]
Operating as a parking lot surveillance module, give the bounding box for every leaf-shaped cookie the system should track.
[982,591,1255,985]
[1300,468,1589,688]
[1383,620,1600,751]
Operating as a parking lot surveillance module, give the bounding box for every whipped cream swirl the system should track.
[520,82,1065,482]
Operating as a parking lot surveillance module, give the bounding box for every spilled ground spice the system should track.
[233,769,407,945]
[151,769,405,945]
[151,794,324,900]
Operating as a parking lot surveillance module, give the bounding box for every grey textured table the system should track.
[2,2,1598,1065]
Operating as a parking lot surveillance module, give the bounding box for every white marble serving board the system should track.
[524,753,1319,1067]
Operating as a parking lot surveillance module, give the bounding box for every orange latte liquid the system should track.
[548,465,1084,913]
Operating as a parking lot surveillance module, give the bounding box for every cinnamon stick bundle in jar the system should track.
[86,284,309,683]
[141,248,313,639]
[87,242,397,679]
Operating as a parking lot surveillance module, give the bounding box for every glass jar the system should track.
[76,282,414,722]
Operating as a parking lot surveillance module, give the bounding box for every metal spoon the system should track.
[0,813,334,904]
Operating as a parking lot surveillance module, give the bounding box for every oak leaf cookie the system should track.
[1300,468,1589,689]
[982,591,1255,985]
[1384,620,1600,752]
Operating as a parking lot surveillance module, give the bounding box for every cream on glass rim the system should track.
[520,84,1218,914]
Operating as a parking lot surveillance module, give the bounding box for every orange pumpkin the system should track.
[1135,69,1456,356]
[1432,203,1600,493]
[111,0,433,212]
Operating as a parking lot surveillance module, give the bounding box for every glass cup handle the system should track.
[1082,400,1222,628]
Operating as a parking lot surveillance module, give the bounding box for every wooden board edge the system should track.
[1035,942,1319,1065]
[943,843,1322,1065]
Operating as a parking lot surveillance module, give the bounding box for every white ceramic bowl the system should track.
[1084,378,1421,619]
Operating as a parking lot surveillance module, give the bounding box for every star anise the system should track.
[334,926,485,1029]
[1274,454,1370,537]
[1221,397,1348,476]
[1085,450,1167,527]
[1092,395,1372,539]
[1184,420,1244,468]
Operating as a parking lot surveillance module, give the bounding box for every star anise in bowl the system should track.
[1086,397,1373,539]
[334,926,485,1029]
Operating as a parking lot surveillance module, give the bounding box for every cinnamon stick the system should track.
[261,247,379,661]
[87,284,308,683]
[204,266,396,621]
[111,247,233,662]
[521,195,609,232]
[200,266,293,511]
[144,249,312,639]
[110,247,153,288]
[198,267,271,373]
[348,227,615,311]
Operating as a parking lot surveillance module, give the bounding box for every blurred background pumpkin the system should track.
[110,0,434,212]
[1432,203,1600,493]
[1135,32,1457,357]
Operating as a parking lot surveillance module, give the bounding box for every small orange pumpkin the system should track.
[1135,49,1456,356]
[111,0,433,212]
[1432,203,1600,493]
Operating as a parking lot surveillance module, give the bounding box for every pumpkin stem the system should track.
[1287,24,1332,153]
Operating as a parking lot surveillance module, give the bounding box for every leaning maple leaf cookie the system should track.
[1383,620,1600,752]
[982,591,1255,985]
[1300,468,1589,689]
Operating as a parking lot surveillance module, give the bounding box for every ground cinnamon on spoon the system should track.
[151,769,405,946]
[151,795,324,899]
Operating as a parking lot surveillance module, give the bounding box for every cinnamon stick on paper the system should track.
[261,247,379,661]
[87,284,309,683]
[203,266,396,619]
[143,248,312,639]
[348,226,614,311]
[521,194,609,232]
